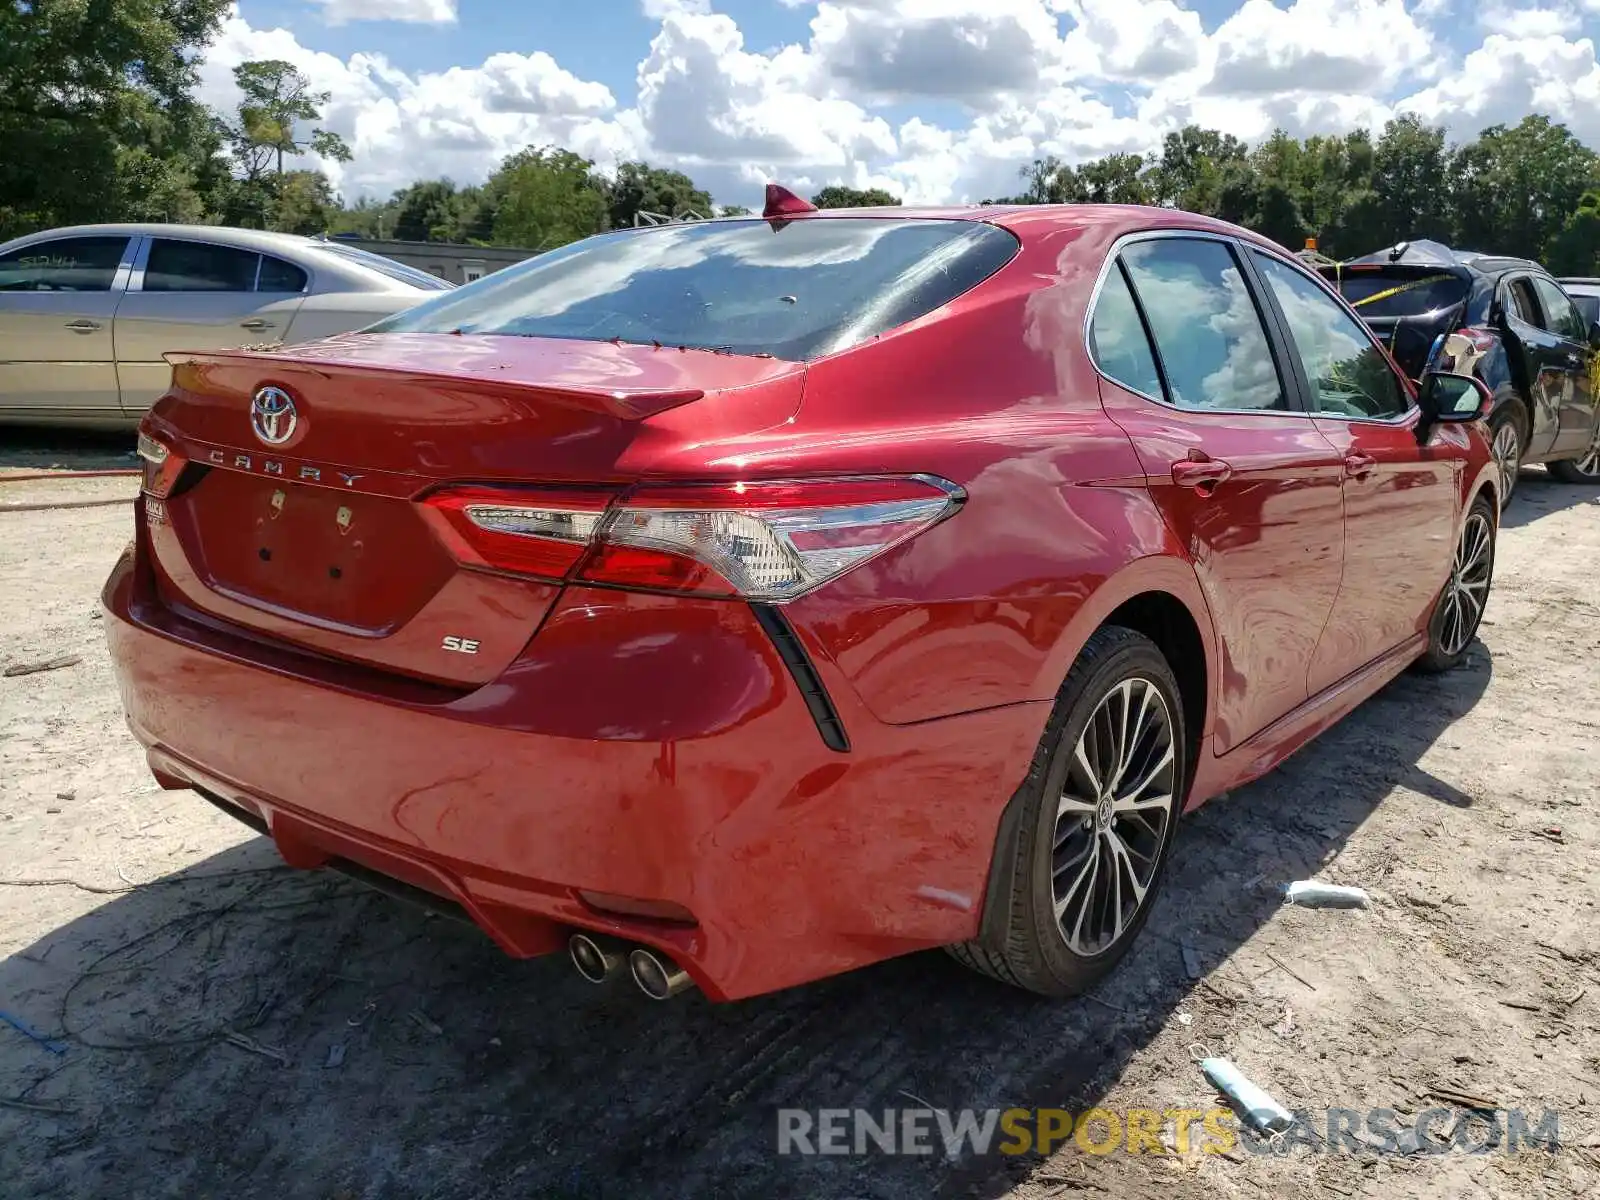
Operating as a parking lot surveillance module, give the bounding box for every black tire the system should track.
[1546,424,1600,483]
[1414,493,1497,674]
[1488,403,1525,504]
[949,626,1186,997]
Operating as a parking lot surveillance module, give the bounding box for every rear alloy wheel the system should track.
[948,627,1185,997]
[1415,495,1496,673]
[1490,411,1523,503]
[1547,421,1600,484]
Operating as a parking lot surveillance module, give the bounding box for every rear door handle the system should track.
[240,318,275,331]
[1344,453,1377,478]
[1171,459,1233,491]
[64,319,101,333]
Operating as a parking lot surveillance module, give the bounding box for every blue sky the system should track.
[201,0,1600,207]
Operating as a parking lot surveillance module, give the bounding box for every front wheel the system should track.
[1489,408,1524,503]
[1414,494,1496,673]
[948,626,1186,997]
[1547,420,1600,483]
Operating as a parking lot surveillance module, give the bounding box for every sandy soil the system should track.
[1,435,1597,1200]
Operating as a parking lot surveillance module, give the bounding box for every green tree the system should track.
[1549,190,1600,276]
[393,179,463,242]
[1346,116,1452,253]
[225,60,352,183]
[1076,154,1154,204]
[0,0,232,238]
[811,185,902,208]
[607,162,714,227]
[1449,116,1600,261]
[273,170,337,235]
[490,147,607,250]
[1150,125,1249,212]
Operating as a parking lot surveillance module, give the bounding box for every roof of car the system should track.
[755,202,1273,247]
[6,223,323,253]
[1341,238,1545,279]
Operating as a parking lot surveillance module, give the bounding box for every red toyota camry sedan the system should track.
[104,191,1499,1003]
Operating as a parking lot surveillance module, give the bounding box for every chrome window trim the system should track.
[125,235,152,292]
[1246,244,1418,427]
[1081,227,1311,420]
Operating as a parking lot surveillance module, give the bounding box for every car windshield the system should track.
[367,217,1019,361]
[1325,269,1469,319]
[311,242,456,291]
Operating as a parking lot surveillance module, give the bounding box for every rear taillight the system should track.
[419,486,616,579]
[137,431,185,498]
[421,476,963,600]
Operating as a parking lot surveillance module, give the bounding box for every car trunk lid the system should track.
[141,333,806,686]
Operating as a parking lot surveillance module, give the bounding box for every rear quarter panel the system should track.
[630,215,1217,729]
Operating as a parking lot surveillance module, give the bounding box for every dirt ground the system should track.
[2,430,1598,1200]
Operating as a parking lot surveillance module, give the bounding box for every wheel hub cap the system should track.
[1050,677,1177,957]
[1438,511,1492,658]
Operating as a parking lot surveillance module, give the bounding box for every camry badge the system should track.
[251,386,298,446]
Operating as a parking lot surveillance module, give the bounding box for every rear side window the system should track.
[258,255,308,293]
[1531,277,1587,343]
[1088,266,1162,398]
[1330,270,1468,319]
[313,242,455,290]
[144,240,259,292]
[370,218,1020,361]
[1119,238,1287,412]
[0,236,128,292]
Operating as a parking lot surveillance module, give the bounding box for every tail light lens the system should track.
[419,486,616,580]
[421,476,963,600]
[137,431,185,498]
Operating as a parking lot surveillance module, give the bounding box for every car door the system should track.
[1247,248,1459,688]
[1499,273,1569,460]
[1091,233,1347,755]
[112,237,308,418]
[1528,275,1597,456]
[0,234,135,418]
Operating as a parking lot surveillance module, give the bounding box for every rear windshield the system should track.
[1323,269,1468,319]
[367,217,1020,361]
[312,242,456,291]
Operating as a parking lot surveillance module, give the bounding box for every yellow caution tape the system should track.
[1351,273,1456,308]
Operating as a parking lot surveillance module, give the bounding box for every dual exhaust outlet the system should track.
[568,932,693,1000]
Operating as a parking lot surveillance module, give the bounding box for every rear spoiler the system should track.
[163,348,706,421]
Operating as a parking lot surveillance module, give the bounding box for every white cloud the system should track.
[312,0,457,25]
[640,0,710,14]
[806,0,1067,103]
[196,12,637,196]
[1399,34,1600,146]
[1205,0,1433,96]
[633,9,896,195]
[194,0,1600,211]
[1478,5,1581,36]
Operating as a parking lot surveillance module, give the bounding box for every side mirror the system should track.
[1416,370,1492,444]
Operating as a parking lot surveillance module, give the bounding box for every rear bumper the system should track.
[102,545,1048,1000]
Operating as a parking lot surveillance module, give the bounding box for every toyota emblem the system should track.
[251,386,298,446]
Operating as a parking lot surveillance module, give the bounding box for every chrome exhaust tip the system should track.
[568,932,626,984]
[628,947,694,1000]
